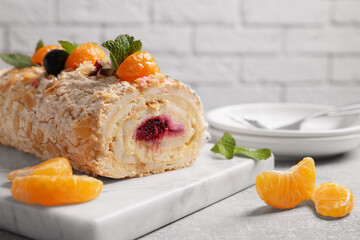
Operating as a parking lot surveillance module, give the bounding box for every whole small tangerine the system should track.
[116,51,160,82]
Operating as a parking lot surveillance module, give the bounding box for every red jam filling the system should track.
[134,115,184,142]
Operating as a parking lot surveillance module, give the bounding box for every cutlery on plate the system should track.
[227,102,360,131]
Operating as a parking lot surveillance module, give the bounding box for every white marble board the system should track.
[0,144,274,240]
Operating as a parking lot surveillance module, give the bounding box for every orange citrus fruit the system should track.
[65,43,107,70]
[7,157,72,181]
[11,175,103,206]
[31,45,63,65]
[116,51,160,82]
[256,157,316,209]
[312,182,354,218]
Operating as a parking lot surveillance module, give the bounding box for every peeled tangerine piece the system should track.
[7,157,72,181]
[256,157,316,209]
[8,157,102,206]
[312,182,354,218]
[11,175,103,206]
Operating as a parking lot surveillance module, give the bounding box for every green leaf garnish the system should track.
[35,40,44,51]
[102,40,125,69]
[127,40,142,56]
[101,34,142,70]
[58,40,80,54]
[210,132,236,159]
[73,42,81,48]
[211,132,271,161]
[0,54,34,68]
[234,147,272,161]
[115,34,134,50]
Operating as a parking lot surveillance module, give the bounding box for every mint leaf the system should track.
[211,132,236,159]
[35,40,44,51]
[58,40,79,54]
[234,147,271,161]
[102,34,142,69]
[102,40,126,69]
[0,54,34,68]
[211,132,271,161]
[115,34,134,50]
[128,40,142,55]
[72,42,81,48]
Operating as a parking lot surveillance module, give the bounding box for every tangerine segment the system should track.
[312,182,354,218]
[7,157,72,181]
[31,45,63,64]
[116,51,160,82]
[11,175,103,206]
[256,157,316,209]
[65,43,107,70]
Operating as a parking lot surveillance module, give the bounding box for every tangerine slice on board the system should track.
[116,51,160,82]
[7,157,72,181]
[11,175,103,206]
[312,182,354,218]
[31,45,63,64]
[64,43,107,70]
[256,157,316,209]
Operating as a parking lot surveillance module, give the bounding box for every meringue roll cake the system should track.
[0,35,206,178]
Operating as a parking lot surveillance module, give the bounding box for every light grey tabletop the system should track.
[1,149,359,240]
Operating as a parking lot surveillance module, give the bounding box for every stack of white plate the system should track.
[207,103,360,160]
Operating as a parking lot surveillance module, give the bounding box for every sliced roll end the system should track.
[78,74,206,178]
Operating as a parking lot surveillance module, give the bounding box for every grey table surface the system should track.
[1,149,359,240]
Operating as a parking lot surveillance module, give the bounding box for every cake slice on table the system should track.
[0,35,206,178]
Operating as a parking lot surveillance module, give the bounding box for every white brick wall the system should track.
[153,0,239,24]
[244,0,330,25]
[0,27,8,69]
[243,56,327,83]
[155,55,239,85]
[332,58,360,82]
[59,0,149,23]
[0,0,55,23]
[104,27,192,54]
[287,28,360,53]
[285,86,360,105]
[195,28,281,53]
[0,0,360,110]
[195,85,282,111]
[9,27,102,54]
[334,1,360,24]
[0,28,4,52]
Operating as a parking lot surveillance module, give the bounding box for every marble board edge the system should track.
[0,144,274,240]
